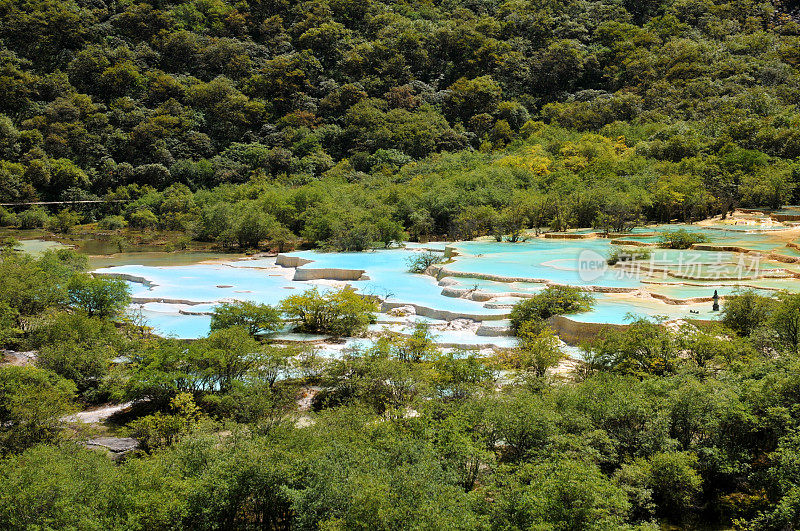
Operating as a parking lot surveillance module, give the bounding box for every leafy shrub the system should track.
[616,451,702,521]
[721,290,775,337]
[46,209,80,234]
[0,366,76,453]
[267,224,297,252]
[487,458,632,529]
[128,392,201,453]
[0,249,86,316]
[0,207,18,227]
[607,246,652,265]
[234,207,275,249]
[658,229,709,249]
[322,221,377,251]
[17,207,49,229]
[583,317,680,376]
[29,311,123,403]
[37,340,113,401]
[280,287,378,337]
[128,209,159,229]
[768,292,800,353]
[98,215,126,230]
[0,302,21,348]
[67,275,131,318]
[509,285,594,335]
[512,324,564,377]
[210,301,282,337]
[376,218,406,247]
[406,250,444,273]
[27,311,124,351]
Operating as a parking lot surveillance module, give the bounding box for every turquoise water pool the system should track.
[15,239,70,255]
[573,294,717,324]
[86,222,800,342]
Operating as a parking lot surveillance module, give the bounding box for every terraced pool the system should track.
[87,220,800,347]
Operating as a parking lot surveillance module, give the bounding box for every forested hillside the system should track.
[1,0,800,246]
[4,250,800,529]
[6,1,800,530]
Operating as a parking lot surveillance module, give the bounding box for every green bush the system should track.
[234,207,275,249]
[0,207,18,227]
[0,445,120,529]
[280,287,378,337]
[37,340,113,401]
[210,300,282,336]
[67,275,131,318]
[722,290,775,337]
[0,303,21,349]
[406,250,444,273]
[17,207,49,229]
[583,317,680,376]
[97,215,127,230]
[0,366,76,453]
[267,224,297,252]
[27,311,125,352]
[46,209,80,233]
[376,218,406,248]
[606,246,652,265]
[0,249,86,316]
[768,292,800,353]
[513,324,564,377]
[487,459,631,529]
[128,209,159,229]
[127,392,201,453]
[658,229,709,249]
[509,285,595,335]
[616,451,702,522]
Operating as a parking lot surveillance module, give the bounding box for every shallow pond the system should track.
[15,239,70,255]
[53,221,800,344]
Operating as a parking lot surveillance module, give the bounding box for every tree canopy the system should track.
[0,0,794,250]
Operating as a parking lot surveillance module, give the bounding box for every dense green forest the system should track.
[4,0,800,529]
[3,248,800,529]
[1,0,800,248]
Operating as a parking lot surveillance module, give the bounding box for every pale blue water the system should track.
[287,249,508,316]
[15,239,70,255]
[137,305,212,339]
[98,263,304,305]
[617,226,794,251]
[446,278,546,294]
[644,284,776,300]
[102,250,506,339]
[88,223,800,341]
[571,294,718,324]
[446,241,775,287]
[449,240,641,288]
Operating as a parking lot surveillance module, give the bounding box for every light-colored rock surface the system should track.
[65,402,132,424]
[430,266,638,293]
[435,318,478,332]
[0,350,36,366]
[440,286,470,298]
[387,305,416,317]
[132,297,211,305]
[296,387,320,412]
[293,268,366,281]
[476,323,513,336]
[547,315,626,345]
[380,301,508,322]
[550,357,584,378]
[95,272,156,287]
[275,254,313,267]
[84,437,138,454]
